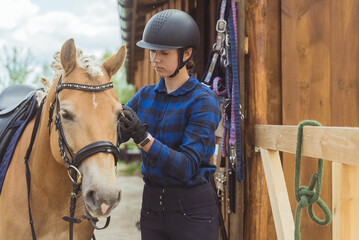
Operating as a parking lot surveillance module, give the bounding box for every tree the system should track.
[0,46,38,89]
[113,66,135,104]
[102,51,134,104]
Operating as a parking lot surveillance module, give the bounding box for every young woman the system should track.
[119,9,221,240]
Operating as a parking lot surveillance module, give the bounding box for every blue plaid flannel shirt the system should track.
[121,76,221,187]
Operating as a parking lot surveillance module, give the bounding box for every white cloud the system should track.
[0,0,39,29]
[0,0,121,66]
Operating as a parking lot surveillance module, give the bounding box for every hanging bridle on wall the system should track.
[200,0,244,239]
[25,75,121,240]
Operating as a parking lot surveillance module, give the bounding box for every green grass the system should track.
[119,140,138,150]
[117,161,142,176]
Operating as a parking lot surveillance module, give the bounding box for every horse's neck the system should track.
[18,103,90,239]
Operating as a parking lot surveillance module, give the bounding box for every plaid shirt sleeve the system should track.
[145,92,220,182]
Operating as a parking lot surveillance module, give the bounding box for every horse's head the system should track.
[48,39,126,218]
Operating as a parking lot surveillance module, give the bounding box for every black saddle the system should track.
[0,85,39,163]
[0,85,37,111]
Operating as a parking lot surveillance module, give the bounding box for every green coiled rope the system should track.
[294,120,332,240]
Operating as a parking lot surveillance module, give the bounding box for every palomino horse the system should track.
[0,39,126,239]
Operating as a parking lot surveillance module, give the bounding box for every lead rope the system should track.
[294,120,332,240]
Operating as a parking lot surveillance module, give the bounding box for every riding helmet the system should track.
[136,9,200,50]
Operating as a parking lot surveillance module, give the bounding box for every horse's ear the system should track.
[61,39,77,76]
[103,44,127,78]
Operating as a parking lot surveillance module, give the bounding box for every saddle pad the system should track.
[0,91,39,193]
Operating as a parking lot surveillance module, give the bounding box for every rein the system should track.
[24,97,45,240]
[24,76,120,240]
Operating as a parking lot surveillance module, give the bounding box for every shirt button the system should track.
[160,201,162,205]
[160,196,162,199]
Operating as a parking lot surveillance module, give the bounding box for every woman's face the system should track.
[149,49,178,78]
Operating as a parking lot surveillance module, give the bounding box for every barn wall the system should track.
[122,0,359,239]
[282,0,359,239]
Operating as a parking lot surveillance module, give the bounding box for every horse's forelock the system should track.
[51,51,63,78]
[77,55,104,79]
[50,49,103,80]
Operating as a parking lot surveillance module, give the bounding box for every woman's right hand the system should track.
[119,105,148,144]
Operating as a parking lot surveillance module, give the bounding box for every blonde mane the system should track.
[50,49,103,80]
[37,49,104,104]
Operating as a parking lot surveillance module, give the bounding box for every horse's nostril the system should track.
[85,190,96,208]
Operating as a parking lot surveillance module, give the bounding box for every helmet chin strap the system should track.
[169,49,191,78]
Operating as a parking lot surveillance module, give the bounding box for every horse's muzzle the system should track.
[84,187,121,217]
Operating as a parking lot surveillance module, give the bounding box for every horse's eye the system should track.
[61,110,74,121]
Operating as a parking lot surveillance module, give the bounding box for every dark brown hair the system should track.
[184,47,196,75]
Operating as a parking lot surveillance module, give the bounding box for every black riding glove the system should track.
[119,105,148,144]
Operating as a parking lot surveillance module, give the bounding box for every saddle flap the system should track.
[0,89,40,194]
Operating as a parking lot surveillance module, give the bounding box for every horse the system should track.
[0,39,126,239]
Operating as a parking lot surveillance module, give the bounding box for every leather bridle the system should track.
[49,76,120,172]
[25,75,120,240]
[50,75,120,239]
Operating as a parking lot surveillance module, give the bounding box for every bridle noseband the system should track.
[47,75,120,239]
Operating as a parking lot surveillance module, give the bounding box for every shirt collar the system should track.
[154,76,198,96]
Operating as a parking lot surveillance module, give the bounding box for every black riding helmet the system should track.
[136,9,200,77]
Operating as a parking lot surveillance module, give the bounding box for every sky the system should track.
[0,0,123,83]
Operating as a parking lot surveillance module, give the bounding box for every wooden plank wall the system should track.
[282,0,359,239]
[330,0,359,239]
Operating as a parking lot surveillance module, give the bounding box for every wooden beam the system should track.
[255,124,359,166]
[138,0,167,4]
[260,149,294,240]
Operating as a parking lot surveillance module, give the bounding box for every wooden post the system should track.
[260,149,294,240]
[245,0,281,239]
